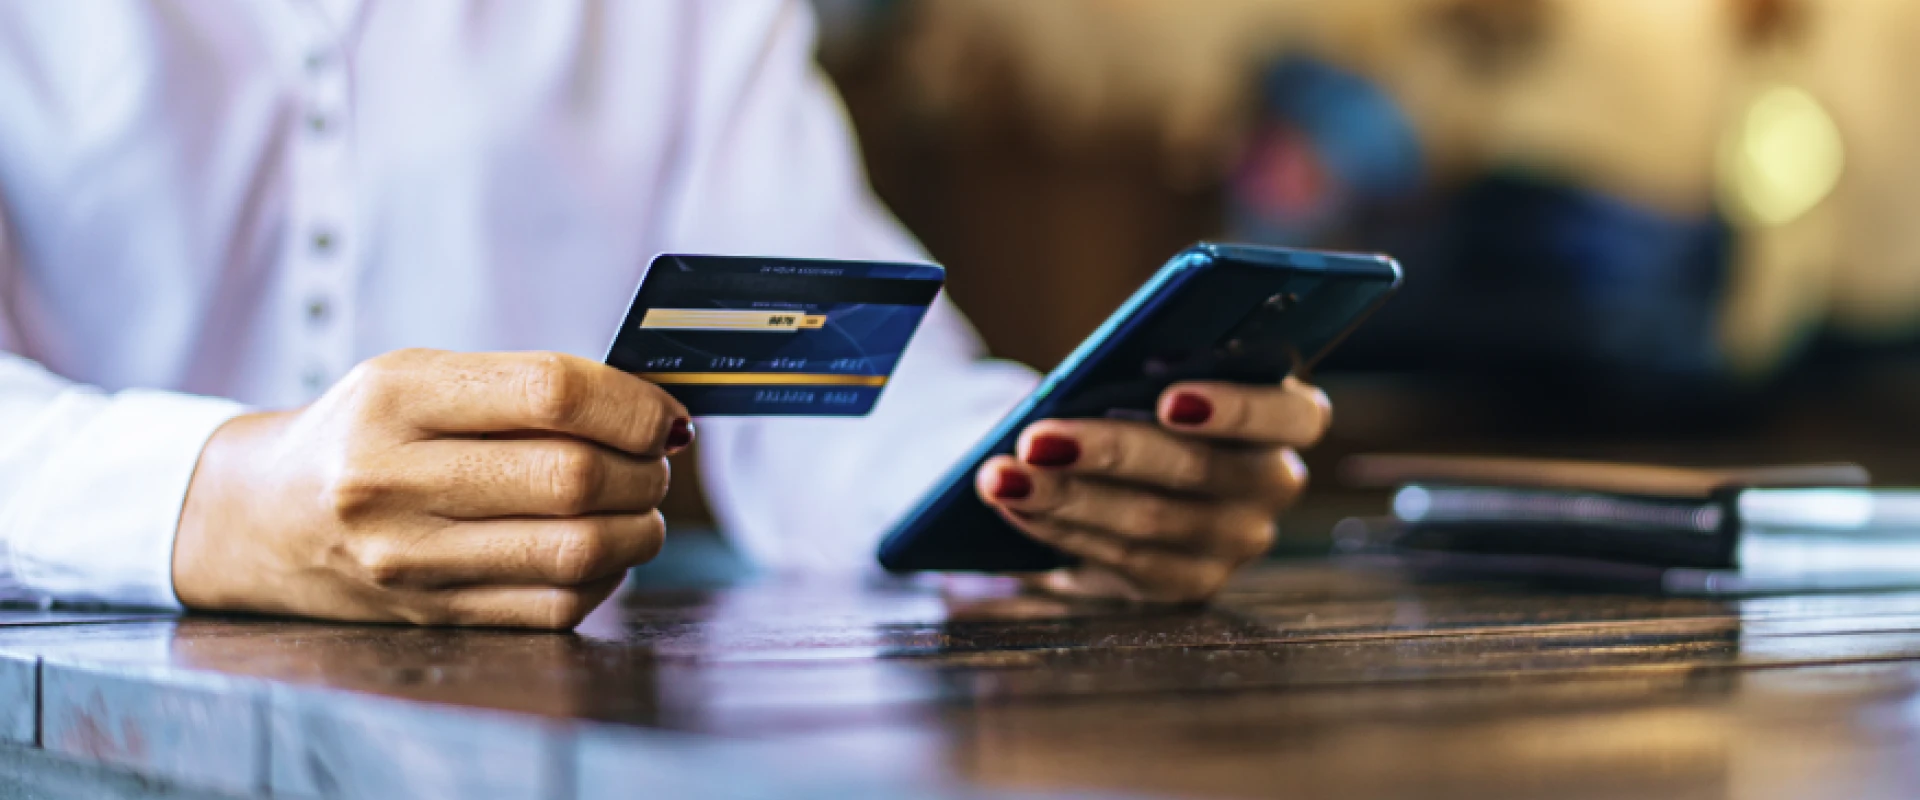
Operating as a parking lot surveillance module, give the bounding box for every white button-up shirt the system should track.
[0,0,1037,608]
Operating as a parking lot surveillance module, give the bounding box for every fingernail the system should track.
[666,418,695,450]
[1024,435,1080,467]
[1167,393,1213,426]
[994,468,1033,501]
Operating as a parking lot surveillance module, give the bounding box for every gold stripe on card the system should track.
[639,309,827,332]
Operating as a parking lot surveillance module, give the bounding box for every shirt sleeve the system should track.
[0,220,245,609]
[660,0,1039,572]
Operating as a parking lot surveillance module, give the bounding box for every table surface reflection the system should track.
[4,550,1920,798]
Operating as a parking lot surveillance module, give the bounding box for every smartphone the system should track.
[877,243,1403,572]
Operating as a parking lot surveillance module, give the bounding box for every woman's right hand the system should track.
[172,349,692,629]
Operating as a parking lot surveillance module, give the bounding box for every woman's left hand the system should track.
[976,377,1329,603]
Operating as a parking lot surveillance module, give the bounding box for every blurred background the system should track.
[680,0,1920,550]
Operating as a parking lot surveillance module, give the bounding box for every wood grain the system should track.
[6,557,1920,797]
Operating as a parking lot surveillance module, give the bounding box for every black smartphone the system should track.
[877,243,1403,572]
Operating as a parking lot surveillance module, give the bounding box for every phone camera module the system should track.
[1265,292,1301,311]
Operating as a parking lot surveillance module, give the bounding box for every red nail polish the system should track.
[994,468,1033,501]
[666,418,695,450]
[1167,393,1213,426]
[1024,435,1080,467]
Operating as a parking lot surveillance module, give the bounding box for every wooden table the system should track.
[1,531,1919,800]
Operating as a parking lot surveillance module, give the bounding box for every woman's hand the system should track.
[978,377,1328,603]
[173,349,692,629]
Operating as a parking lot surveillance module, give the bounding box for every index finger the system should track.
[354,350,691,456]
[1156,377,1330,447]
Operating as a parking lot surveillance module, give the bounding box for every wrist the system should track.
[172,410,290,611]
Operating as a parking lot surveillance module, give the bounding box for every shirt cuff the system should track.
[4,390,246,609]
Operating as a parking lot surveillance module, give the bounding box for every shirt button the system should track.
[302,366,330,393]
[306,297,331,325]
[311,228,338,257]
[306,112,331,135]
[304,50,331,73]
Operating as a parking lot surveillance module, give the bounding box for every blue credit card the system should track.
[604,254,945,416]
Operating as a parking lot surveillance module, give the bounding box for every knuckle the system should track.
[615,458,670,514]
[1229,392,1265,435]
[1167,565,1226,603]
[634,512,667,564]
[644,460,672,509]
[1068,531,1106,557]
[339,367,397,418]
[1128,554,1228,604]
[1059,529,1109,562]
[1170,447,1213,490]
[1259,449,1309,502]
[354,349,428,394]
[344,355,395,391]
[1290,407,1329,447]
[324,466,390,520]
[521,353,586,426]
[1192,563,1233,600]
[548,522,609,584]
[1104,429,1146,474]
[1120,549,1162,581]
[1081,432,1120,473]
[354,540,411,588]
[1232,516,1277,559]
[1031,475,1070,512]
[630,400,673,453]
[1298,386,1333,439]
[543,591,593,630]
[1015,516,1064,545]
[1135,499,1180,540]
[341,350,448,422]
[540,445,604,513]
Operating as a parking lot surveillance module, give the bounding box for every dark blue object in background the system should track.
[1231,57,1736,417]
